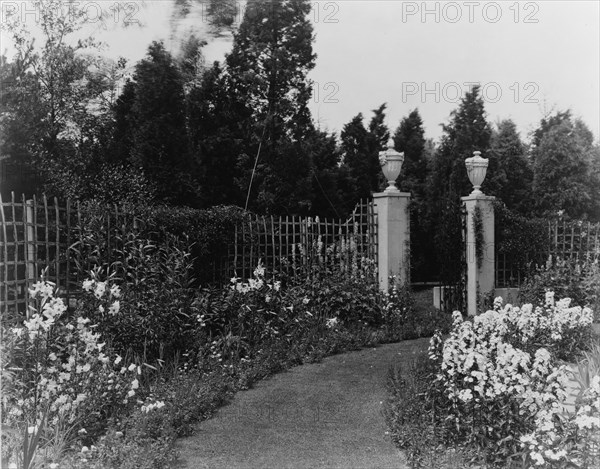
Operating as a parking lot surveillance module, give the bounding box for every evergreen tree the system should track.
[426,85,492,283]
[187,61,241,207]
[124,41,196,205]
[226,0,315,142]
[485,119,533,214]
[367,103,390,193]
[393,109,430,282]
[341,104,390,204]
[307,130,347,217]
[393,108,427,200]
[340,113,371,202]
[111,79,137,164]
[430,86,492,203]
[225,0,316,213]
[532,116,597,219]
[531,110,572,150]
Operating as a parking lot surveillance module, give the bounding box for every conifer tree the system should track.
[393,109,427,200]
[486,119,533,214]
[187,61,241,207]
[340,113,371,202]
[393,109,430,281]
[426,86,492,283]
[125,41,196,205]
[532,115,597,219]
[341,104,390,204]
[225,0,316,213]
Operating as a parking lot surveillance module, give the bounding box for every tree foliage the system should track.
[224,0,317,213]
[116,41,196,205]
[485,119,533,214]
[393,109,431,282]
[426,86,492,283]
[531,115,599,219]
[393,108,427,200]
[341,104,390,204]
[0,0,142,201]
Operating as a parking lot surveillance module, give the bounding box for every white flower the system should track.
[94,282,106,299]
[110,284,121,298]
[575,414,598,430]
[326,317,338,329]
[81,446,89,453]
[458,389,473,402]
[82,279,94,292]
[531,452,544,465]
[108,300,120,316]
[114,355,122,365]
[253,262,265,278]
[131,379,139,390]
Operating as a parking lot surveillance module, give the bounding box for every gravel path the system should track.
[175,338,430,469]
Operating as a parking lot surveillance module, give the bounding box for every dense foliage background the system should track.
[1,0,599,283]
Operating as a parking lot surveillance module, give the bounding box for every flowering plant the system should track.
[1,279,140,467]
[427,292,596,466]
[520,375,600,467]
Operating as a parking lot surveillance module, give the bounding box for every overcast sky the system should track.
[2,0,599,144]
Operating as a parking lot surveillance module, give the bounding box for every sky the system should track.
[1,0,599,144]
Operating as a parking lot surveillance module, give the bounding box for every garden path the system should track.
[174,338,430,469]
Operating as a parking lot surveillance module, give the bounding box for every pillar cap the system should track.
[461,194,495,202]
[373,191,411,199]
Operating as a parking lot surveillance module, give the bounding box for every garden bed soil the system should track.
[174,339,430,469]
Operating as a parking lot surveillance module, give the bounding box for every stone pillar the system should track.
[373,192,410,292]
[461,194,495,316]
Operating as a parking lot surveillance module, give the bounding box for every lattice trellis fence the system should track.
[0,194,141,316]
[1,194,378,316]
[224,200,378,282]
[495,219,600,288]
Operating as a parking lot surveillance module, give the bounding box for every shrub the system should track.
[144,204,248,284]
[384,282,453,340]
[385,353,459,468]
[77,235,198,362]
[301,271,384,327]
[494,201,550,282]
[71,201,247,287]
[520,257,600,321]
